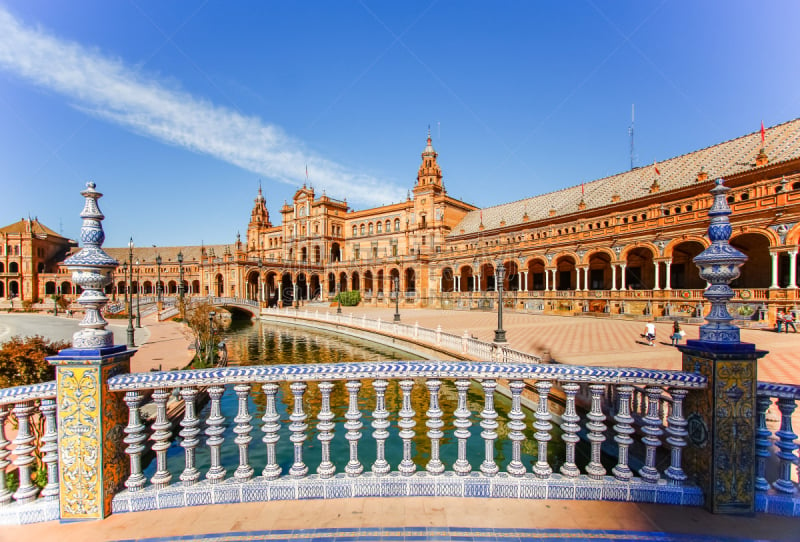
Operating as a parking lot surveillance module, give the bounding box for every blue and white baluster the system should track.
[233,383,254,481]
[39,398,60,499]
[289,381,308,478]
[533,380,553,478]
[179,387,202,485]
[12,401,39,503]
[453,379,473,476]
[507,379,527,476]
[426,379,445,475]
[612,385,635,481]
[398,379,416,476]
[261,383,281,480]
[344,380,363,476]
[559,383,581,478]
[123,390,147,491]
[479,379,499,476]
[150,388,173,489]
[639,386,663,483]
[205,385,227,483]
[754,394,773,492]
[317,381,336,477]
[586,384,607,479]
[371,379,391,475]
[0,406,12,504]
[773,396,798,494]
[665,388,689,485]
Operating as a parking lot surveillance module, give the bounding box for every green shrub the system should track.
[334,290,361,306]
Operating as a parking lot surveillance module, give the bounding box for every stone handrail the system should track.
[755,381,800,509]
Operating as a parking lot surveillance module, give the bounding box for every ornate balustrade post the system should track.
[679,178,767,515]
[0,406,11,505]
[397,379,416,476]
[47,182,134,520]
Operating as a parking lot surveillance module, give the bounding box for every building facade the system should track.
[5,121,800,322]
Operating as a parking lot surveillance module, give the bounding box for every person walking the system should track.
[784,312,797,333]
[644,321,656,346]
[670,320,683,346]
[776,311,785,332]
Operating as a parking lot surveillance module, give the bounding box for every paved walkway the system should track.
[2,308,798,541]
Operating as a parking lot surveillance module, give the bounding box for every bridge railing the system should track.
[755,381,800,511]
[104,361,706,514]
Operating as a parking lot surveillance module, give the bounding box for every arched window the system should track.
[368,223,374,235]
[385,220,391,232]
[394,219,400,232]
[352,225,357,236]
[376,222,382,233]
[360,224,365,235]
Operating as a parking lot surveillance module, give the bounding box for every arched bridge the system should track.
[207,296,260,317]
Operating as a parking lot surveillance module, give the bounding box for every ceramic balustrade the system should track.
[755,382,800,514]
[101,361,706,513]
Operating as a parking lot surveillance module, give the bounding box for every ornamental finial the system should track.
[692,178,747,344]
[62,182,119,349]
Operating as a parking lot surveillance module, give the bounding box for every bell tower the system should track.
[414,128,444,197]
[246,184,272,254]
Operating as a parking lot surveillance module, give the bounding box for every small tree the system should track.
[185,301,224,367]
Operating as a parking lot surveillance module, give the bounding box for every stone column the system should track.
[665,259,672,290]
[611,264,617,291]
[679,179,767,515]
[770,252,780,289]
[620,263,627,290]
[788,250,798,289]
[653,260,660,290]
[544,269,550,291]
[583,267,590,291]
[522,271,528,292]
[47,183,134,521]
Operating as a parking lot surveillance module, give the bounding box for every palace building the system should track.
[4,119,800,323]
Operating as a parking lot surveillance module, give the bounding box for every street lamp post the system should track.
[178,251,185,319]
[494,261,507,343]
[393,276,401,322]
[126,237,136,348]
[156,254,163,310]
[208,310,216,366]
[135,259,141,328]
[336,282,342,314]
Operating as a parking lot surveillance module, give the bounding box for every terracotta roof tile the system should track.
[451,118,800,236]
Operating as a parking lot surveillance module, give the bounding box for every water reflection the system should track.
[148,319,569,479]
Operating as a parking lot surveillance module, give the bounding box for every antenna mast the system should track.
[629,104,635,170]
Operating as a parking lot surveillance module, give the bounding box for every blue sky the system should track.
[1,1,798,248]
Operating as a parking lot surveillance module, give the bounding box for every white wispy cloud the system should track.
[0,7,407,206]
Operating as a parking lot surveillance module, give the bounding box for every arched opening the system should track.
[314,245,321,263]
[310,274,321,300]
[364,271,373,296]
[0,282,4,297]
[404,268,415,293]
[168,280,177,294]
[481,263,496,291]
[351,272,360,291]
[330,243,341,263]
[117,281,127,296]
[624,248,655,289]
[143,281,153,294]
[9,281,19,297]
[281,273,294,305]
[9,262,19,273]
[297,273,308,301]
[338,272,348,292]
[327,272,336,295]
[191,280,200,295]
[266,272,279,306]
[215,274,224,297]
[669,241,706,289]
[504,261,519,291]
[45,281,56,295]
[376,269,385,295]
[246,271,260,301]
[555,256,576,290]
[0,263,4,272]
[441,267,455,292]
[459,266,474,292]
[588,252,612,290]
[60,281,72,295]
[730,233,771,288]
[527,259,546,290]
[301,246,308,263]
[389,268,400,296]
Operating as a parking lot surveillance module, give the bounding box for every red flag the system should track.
[653,161,660,176]
[761,121,765,143]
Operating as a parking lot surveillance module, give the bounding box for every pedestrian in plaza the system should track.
[783,312,797,333]
[670,320,683,346]
[644,321,656,346]
[776,311,785,332]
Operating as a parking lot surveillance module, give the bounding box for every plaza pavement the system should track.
[2,308,798,541]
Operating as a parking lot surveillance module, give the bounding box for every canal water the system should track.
[145,318,574,480]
